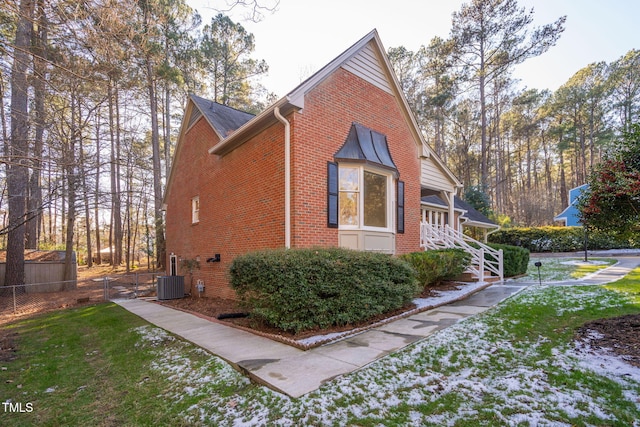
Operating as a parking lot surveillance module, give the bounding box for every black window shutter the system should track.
[397,180,405,234]
[327,162,339,228]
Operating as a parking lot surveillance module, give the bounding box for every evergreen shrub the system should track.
[229,247,419,334]
[485,243,529,277]
[488,226,636,252]
[399,249,470,288]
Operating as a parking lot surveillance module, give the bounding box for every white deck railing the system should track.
[420,222,503,282]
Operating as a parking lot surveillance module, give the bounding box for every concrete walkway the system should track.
[115,256,639,398]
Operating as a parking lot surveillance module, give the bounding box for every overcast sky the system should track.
[188,0,640,97]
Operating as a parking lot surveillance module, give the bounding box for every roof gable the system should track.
[208,30,456,176]
[285,30,396,110]
[569,184,588,203]
[554,184,588,225]
[197,29,461,190]
[341,42,392,94]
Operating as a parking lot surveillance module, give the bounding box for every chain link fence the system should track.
[0,272,161,324]
[104,272,159,301]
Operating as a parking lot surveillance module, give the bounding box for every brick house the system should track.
[164,30,500,299]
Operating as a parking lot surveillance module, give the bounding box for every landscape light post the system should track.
[534,261,542,286]
[583,225,589,263]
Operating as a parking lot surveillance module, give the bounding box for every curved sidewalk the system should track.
[115,256,639,398]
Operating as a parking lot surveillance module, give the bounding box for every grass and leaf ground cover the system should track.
[517,257,617,282]
[1,262,639,426]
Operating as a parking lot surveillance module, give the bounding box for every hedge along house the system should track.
[164,30,502,299]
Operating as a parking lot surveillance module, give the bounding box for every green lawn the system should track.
[518,257,617,282]
[1,263,639,426]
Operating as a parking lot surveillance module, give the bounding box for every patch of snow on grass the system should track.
[132,325,252,413]
[133,325,175,347]
[570,335,640,387]
[511,284,623,316]
[130,281,639,426]
[560,260,609,266]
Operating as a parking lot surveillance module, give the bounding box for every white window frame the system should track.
[338,164,395,232]
[191,196,200,224]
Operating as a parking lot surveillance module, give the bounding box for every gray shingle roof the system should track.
[454,196,496,226]
[420,194,497,227]
[190,94,255,137]
[420,194,448,208]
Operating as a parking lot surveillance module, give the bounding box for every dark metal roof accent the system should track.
[190,94,255,137]
[334,123,398,171]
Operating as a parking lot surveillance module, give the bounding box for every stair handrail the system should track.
[420,222,503,282]
[448,225,503,281]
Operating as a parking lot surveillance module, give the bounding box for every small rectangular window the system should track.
[339,167,360,226]
[192,196,200,224]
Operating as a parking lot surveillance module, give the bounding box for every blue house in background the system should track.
[554,184,589,226]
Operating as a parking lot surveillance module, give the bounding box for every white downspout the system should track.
[274,107,291,249]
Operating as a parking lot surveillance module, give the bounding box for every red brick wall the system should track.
[165,115,285,299]
[290,68,422,254]
[166,68,424,298]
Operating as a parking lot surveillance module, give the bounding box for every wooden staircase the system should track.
[420,223,504,283]
[454,270,502,283]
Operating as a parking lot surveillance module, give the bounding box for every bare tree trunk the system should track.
[147,64,166,270]
[579,129,587,184]
[64,93,79,283]
[61,178,66,241]
[114,86,123,265]
[505,136,514,216]
[108,79,123,266]
[164,83,171,180]
[47,161,53,244]
[94,113,102,264]
[559,147,568,209]
[0,71,8,153]
[80,127,92,268]
[125,162,132,272]
[144,197,152,270]
[138,1,166,270]
[1,69,8,252]
[131,185,144,269]
[5,0,34,292]
[26,0,47,249]
[478,42,489,188]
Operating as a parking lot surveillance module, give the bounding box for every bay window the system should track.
[328,122,403,253]
[338,165,392,231]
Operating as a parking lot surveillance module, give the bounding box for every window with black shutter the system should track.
[397,181,405,234]
[327,162,339,228]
